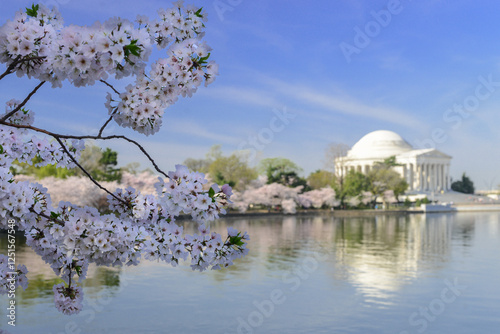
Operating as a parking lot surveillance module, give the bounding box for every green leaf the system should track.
[123,40,141,57]
[229,235,244,247]
[0,144,3,154]
[199,53,210,62]
[50,211,60,220]
[208,187,215,198]
[195,8,203,18]
[26,4,39,17]
[75,265,82,275]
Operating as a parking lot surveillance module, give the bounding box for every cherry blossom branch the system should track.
[30,208,65,226]
[97,80,120,136]
[104,135,169,179]
[0,56,46,81]
[0,121,169,179]
[0,56,21,81]
[0,81,46,122]
[54,136,130,207]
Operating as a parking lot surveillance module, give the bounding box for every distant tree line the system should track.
[183,145,411,209]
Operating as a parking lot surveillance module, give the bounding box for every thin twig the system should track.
[97,115,114,137]
[31,208,65,226]
[97,80,120,136]
[104,135,169,179]
[0,81,46,122]
[0,56,46,81]
[54,137,130,206]
[99,79,120,95]
[0,56,21,81]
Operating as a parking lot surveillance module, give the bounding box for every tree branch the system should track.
[54,137,130,207]
[0,56,21,81]
[97,80,119,137]
[0,81,46,122]
[30,208,64,226]
[0,121,170,179]
[97,115,115,137]
[99,79,120,95]
[0,56,47,81]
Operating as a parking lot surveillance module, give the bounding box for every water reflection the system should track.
[207,213,477,306]
[0,234,121,307]
[0,213,477,305]
[0,212,489,333]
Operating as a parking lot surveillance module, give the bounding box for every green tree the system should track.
[10,156,75,179]
[341,170,370,201]
[208,151,257,191]
[367,166,408,204]
[258,157,307,188]
[183,157,210,174]
[374,155,402,168]
[323,142,350,207]
[182,145,257,190]
[451,173,475,194]
[91,148,121,181]
[307,170,336,190]
[121,162,141,175]
[71,144,102,177]
[73,145,122,181]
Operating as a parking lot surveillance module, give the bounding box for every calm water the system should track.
[1,212,500,334]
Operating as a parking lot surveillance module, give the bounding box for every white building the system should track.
[335,130,452,192]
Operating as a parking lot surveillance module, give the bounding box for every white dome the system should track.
[348,130,413,159]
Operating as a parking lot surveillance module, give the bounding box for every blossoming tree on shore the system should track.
[0,2,249,315]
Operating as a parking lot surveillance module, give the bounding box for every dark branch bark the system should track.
[99,79,121,95]
[0,56,21,81]
[0,56,47,81]
[54,137,129,207]
[0,121,169,179]
[97,115,115,137]
[0,81,46,122]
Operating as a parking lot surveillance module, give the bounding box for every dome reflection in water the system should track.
[1,212,498,334]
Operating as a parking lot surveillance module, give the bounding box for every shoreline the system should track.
[221,209,422,219]
[221,203,500,219]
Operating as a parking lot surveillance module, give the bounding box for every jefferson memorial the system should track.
[335,130,452,192]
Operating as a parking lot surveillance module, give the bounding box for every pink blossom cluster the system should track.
[297,187,338,209]
[0,2,218,134]
[383,190,397,204]
[231,177,340,213]
[121,171,158,194]
[361,191,374,205]
[231,182,303,214]
[1,160,248,314]
[13,174,119,209]
[14,171,158,209]
[53,283,83,315]
[0,254,29,294]
[0,100,85,171]
[0,3,248,315]
[0,4,148,87]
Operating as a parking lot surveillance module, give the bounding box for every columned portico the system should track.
[335,130,452,193]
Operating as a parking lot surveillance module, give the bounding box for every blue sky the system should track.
[2,0,500,190]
